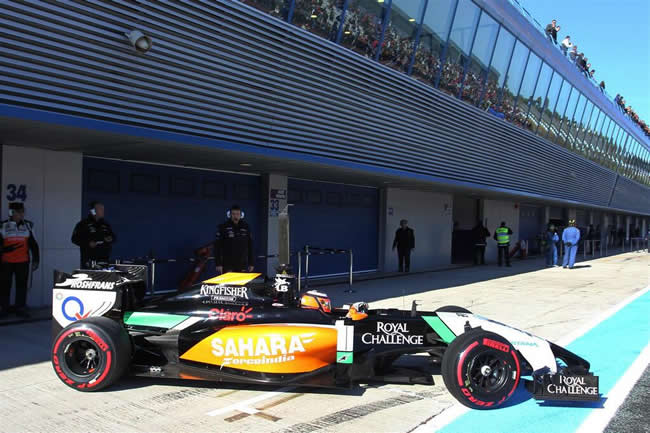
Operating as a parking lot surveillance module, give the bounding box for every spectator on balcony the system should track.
[560,35,572,56]
[569,46,578,62]
[545,20,559,44]
[599,81,606,92]
[589,69,595,78]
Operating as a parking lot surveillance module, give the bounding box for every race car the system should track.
[51,266,599,409]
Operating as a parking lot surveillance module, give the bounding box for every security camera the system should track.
[125,30,152,53]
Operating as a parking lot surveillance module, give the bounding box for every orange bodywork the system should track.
[180,324,337,374]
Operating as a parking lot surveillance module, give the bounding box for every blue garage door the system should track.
[288,179,378,277]
[82,158,261,290]
[519,205,542,247]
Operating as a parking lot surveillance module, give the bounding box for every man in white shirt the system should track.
[560,35,572,56]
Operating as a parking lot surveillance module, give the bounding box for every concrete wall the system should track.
[383,189,452,272]
[483,199,520,261]
[2,145,82,307]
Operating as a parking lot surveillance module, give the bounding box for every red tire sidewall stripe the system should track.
[52,326,112,388]
[456,341,479,386]
[507,349,521,397]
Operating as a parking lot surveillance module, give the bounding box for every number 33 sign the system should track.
[6,184,27,201]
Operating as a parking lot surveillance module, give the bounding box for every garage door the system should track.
[519,205,542,242]
[288,179,378,277]
[82,158,261,291]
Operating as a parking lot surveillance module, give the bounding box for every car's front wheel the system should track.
[441,329,520,409]
[52,317,131,391]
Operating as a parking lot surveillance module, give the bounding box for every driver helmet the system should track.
[300,290,332,313]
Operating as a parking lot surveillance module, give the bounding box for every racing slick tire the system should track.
[434,305,472,314]
[52,317,132,392]
[441,329,520,410]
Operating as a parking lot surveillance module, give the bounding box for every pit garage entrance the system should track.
[82,157,261,291]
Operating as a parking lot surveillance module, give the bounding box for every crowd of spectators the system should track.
[241,1,649,141]
[545,18,649,138]
[615,95,650,137]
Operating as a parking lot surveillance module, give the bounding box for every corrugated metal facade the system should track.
[0,0,648,214]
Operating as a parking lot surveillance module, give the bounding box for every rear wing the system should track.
[51,266,147,336]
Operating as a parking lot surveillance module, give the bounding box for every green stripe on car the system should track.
[336,351,353,364]
[422,316,456,343]
[124,312,190,329]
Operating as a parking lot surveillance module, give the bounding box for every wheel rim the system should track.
[64,339,102,376]
[468,352,508,393]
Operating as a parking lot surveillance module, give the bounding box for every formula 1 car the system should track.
[51,266,599,409]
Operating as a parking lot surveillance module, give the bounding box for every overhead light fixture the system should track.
[240,163,252,167]
[377,0,384,3]
[344,31,351,34]
[310,14,318,18]
[409,18,416,22]
[125,30,152,53]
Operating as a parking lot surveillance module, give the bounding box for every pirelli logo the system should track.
[483,338,510,353]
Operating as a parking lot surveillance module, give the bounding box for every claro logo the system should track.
[180,324,337,373]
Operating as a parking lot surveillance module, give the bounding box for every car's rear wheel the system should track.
[52,317,131,391]
[441,329,520,409]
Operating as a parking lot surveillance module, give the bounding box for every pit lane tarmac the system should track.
[0,252,647,433]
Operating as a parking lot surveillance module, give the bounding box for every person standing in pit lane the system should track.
[562,219,581,269]
[71,201,116,268]
[0,202,39,318]
[392,219,415,272]
[214,204,254,274]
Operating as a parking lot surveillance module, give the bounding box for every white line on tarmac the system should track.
[206,386,296,417]
[414,285,650,433]
[575,344,650,433]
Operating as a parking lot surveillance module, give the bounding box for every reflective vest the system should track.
[496,227,510,245]
[1,219,34,263]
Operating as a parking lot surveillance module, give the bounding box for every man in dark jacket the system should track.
[471,220,490,265]
[71,201,116,268]
[0,202,39,318]
[392,219,415,272]
[545,20,558,44]
[214,204,254,274]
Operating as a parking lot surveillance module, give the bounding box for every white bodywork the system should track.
[52,288,117,328]
[437,312,558,373]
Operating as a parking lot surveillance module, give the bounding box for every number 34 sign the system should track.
[6,184,27,201]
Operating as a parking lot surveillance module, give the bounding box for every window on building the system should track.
[379,0,424,73]
[594,117,613,164]
[588,110,607,161]
[479,26,515,111]
[548,81,571,144]
[616,132,630,172]
[582,108,601,158]
[557,87,579,148]
[292,0,345,40]
[412,0,457,86]
[572,100,593,156]
[339,0,387,58]
[514,51,541,131]
[438,0,480,96]
[526,61,552,131]
[461,10,498,105]
[500,40,528,124]
[563,92,584,151]
[536,72,562,138]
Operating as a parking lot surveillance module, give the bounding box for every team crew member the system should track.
[214,204,254,274]
[392,219,415,272]
[71,201,116,268]
[562,219,581,269]
[493,221,513,267]
[471,220,490,265]
[0,203,39,318]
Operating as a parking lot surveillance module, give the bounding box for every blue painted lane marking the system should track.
[438,290,650,433]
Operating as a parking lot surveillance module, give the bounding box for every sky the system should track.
[517,0,650,127]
